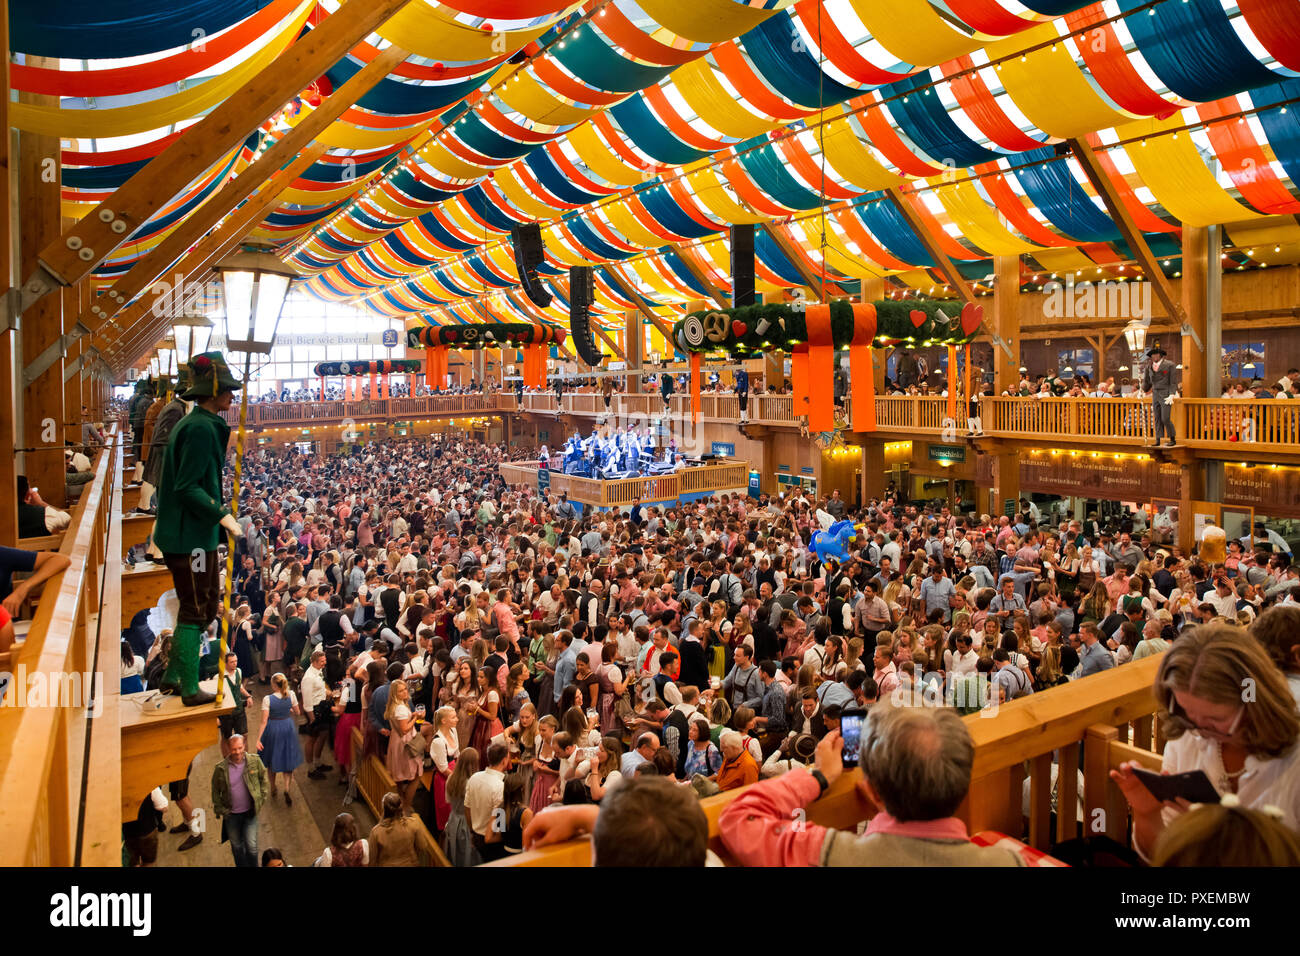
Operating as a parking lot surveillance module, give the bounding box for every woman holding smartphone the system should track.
[1111,624,1300,860]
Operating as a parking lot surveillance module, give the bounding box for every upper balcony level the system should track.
[217,390,1300,460]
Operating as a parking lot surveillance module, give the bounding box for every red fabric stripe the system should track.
[1196,98,1300,214]
[1236,0,1300,71]
[793,0,913,85]
[1064,5,1179,118]
[11,0,299,97]
[712,42,811,122]
[943,56,1046,153]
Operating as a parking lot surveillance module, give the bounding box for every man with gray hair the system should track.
[718,700,1026,865]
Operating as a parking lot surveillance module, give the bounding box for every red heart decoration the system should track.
[732,320,747,337]
[960,302,984,337]
[909,309,927,329]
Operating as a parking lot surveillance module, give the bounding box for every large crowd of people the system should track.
[118,424,1300,867]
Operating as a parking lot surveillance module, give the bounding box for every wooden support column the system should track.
[989,256,1021,516]
[861,441,885,502]
[63,280,83,447]
[624,310,643,392]
[0,0,16,545]
[19,62,66,506]
[1180,226,1209,400]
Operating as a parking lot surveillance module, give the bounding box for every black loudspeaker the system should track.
[569,265,601,367]
[730,224,756,308]
[511,223,552,307]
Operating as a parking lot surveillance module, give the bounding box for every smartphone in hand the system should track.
[1132,768,1220,804]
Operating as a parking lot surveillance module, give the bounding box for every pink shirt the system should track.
[717,768,976,867]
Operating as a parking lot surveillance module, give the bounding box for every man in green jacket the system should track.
[155,352,244,706]
[210,734,269,867]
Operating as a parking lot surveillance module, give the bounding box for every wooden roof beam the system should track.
[759,222,850,302]
[1067,138,1186,326]
[85,44,409,333]
[104,145,328,373]
[669,243,729,309]
[14,0,420,314]
[603,267,679,343]
[883,187,976,305]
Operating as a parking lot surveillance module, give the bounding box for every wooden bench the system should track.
[120,678,233,820]
[122,484,141,513]
[17,533,65,552]
[120,564,174,629]
[121,513,155,558]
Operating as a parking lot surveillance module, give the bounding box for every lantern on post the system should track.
[212,250,297,704]
[172,309,213,366]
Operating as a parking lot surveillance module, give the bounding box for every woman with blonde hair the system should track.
[1152,799,1300,866]
[428,705,459,832]
[1112,623,1300,859]
[1036,644,1069,689]
[384,679,422,813]
[253,672,303,805]
[843,637,867,674]
[529,714,561,812]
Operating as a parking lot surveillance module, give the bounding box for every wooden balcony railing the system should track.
[1178,398,1300,453]
[493,654,1164,866]
[981,396,1154,444]
[220,393,518,428]
[499,459,751,509]
[0,425,124,865]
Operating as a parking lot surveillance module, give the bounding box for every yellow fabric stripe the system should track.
[376,6,554,61]
[1119,115,1267,226]
[498,73,599,127]
[542,223,590,267]
[602,200,667,249]
[684,162,768,224]
[494,166,567,220]
[1032,247,1102,272]
[852,0,982,66]
[638,0,781,43]
[314,118,428,152]
[1218,217,1300,248]
[670,59,776,140]
[413,141,495,182]
[821,109,907,191]
[11,0,314,137]
[568,123,648,187]
[932,179,1041,256]
[990,24,1131,138]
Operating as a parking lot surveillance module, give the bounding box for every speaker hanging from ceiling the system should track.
[511,223,552,307]
[730,224,756,308]
[569,265,602,367]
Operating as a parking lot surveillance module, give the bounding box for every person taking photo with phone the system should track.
[718,700,1036,866]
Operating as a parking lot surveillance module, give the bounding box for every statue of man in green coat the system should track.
[154,352,244,706]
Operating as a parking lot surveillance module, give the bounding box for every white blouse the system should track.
[1161,733,1300,834]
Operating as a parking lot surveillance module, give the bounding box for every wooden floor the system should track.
[148,683,377,868]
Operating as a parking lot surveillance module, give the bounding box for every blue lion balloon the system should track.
[811,520,861,564]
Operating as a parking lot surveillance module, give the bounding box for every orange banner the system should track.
[804,305,836,433]
[850,303,878,433]
[690,351,702,424]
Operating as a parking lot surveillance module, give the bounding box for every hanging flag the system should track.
[850,302,878,433]
[804,304,836,433]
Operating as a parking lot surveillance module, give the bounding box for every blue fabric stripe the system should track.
[609,98,709,166]
[568,219,632,261]
[324,56,486,116]
[12,0,272,58]
[886,73,1002,167]
[524,151,606,206]
[1008,148,1117,243]
[736,143,825,210]
[464,186,528,231]
[1119,0,1281,102]
[855,193,934,267]
[1255,80,1300,187]
[739,16,859,109]
[752,230,808,285]
[639,187,716,239]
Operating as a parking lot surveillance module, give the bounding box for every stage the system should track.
[499,458,750,511]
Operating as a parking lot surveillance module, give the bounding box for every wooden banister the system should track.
[492,656,1164,867]
[0,425,122,865]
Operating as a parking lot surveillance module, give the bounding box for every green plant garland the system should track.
[671,299,984,355]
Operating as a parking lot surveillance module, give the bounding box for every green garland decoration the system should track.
[671,299,985,356]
